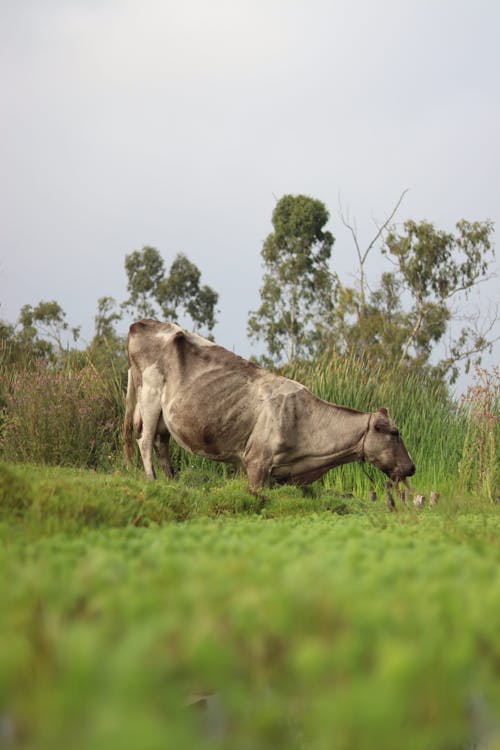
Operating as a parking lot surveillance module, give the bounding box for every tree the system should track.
[331,189,499,382]
[156,253,219,333]
[88,296,126,373]
[383,219,496,380]
[18,300,80,355]
[123,246,165,318]
[330,272,411,363]
[93,296,123,343]
[123,246,219,334]
[248,194,335,364]
[338,189,408,317]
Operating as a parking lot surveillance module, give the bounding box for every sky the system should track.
[1,0,499,393]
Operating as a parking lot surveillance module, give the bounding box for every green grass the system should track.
[2,350,498,506]
[1,462,499,749]
[0,463,373,537]
[285,354,469,494]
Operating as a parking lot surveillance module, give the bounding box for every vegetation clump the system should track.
[0,474,498,750]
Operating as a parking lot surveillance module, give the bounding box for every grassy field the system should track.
[1,462,499,750]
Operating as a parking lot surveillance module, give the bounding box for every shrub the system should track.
[0,360,119,469]
[459,366,500,502]
[0,462,33,516]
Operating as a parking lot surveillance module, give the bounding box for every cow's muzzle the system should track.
[391,463,416,483]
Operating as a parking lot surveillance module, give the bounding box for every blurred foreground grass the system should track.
[1,462,499,749]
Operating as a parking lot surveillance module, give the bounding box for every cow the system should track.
[123,319,416,489]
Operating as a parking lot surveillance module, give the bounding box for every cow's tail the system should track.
[123,368,136,464]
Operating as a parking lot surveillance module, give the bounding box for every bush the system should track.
[459,366,500,502]
[0,462,33,517]
[0,360,120,469]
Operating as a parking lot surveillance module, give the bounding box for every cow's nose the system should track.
[407,464,416,477]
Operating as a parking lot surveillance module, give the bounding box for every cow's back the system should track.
[159,330,270,461]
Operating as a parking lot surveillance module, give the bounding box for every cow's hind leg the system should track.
[137,405,161,480]
[154,415,174,479]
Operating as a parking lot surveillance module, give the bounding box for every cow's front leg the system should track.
[243,457,271,491]
[137,432,156,479]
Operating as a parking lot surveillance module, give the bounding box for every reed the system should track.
[0,352,122,469]
[3,345,496,501]
[284,353,466,494]
[458,366,499,503]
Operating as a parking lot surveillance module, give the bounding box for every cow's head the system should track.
[363,408,415,483]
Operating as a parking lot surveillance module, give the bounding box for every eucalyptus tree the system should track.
[383,218,496,380]
[123,246,218,335]
[18,300,80,355]
[248,194,336,364]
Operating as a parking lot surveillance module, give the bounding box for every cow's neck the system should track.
[271,404,371,484]
[310,403,370,465]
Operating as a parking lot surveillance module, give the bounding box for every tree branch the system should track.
[338,188,409,315]
[366,189,409,264]
[399,294,424,365]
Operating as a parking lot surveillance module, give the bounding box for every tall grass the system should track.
[284,353,466,494]
[1,345,497,500]
[0,355,121,469]
[458,366,500,503]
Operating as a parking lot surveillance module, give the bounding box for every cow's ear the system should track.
[374,408,390,432]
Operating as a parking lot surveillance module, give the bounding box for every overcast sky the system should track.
[1,0,499,392]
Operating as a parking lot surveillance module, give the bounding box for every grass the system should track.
[1,349,497,502]
[0,352,498,747]
[0,463,375,537]
[1,462,499,749]
[285,354,468,493]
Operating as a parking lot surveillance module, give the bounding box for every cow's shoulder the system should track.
[164,329,260,377]
[127,320,181,370]
[263,374,309,399]
[129,319,182,340]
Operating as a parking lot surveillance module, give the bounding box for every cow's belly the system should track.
[166,422,243,465]
[271,462,331,485]
[161,389,255,464]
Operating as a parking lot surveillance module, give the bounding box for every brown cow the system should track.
[123,319,415,488]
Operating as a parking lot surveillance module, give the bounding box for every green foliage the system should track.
[156,252,219,333]
[1,301,80,365]
[0,464,371,535]
[382,218,495,380]
[4,342,497,503]
[19,300,81,353]
[0,462,33,515]
[123,246,218,334]
[385,219,494,300]
[458,366,500,502]
[123,245,165,318]
[0,319,36,367]
[0,469,499,750]
[283,352,466,496]
[92,296,123,345]
[324,202,496,384]
[251,196,496,383]
[87,297,127,379]
[248,194,336,364]
[0,359,120,469]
